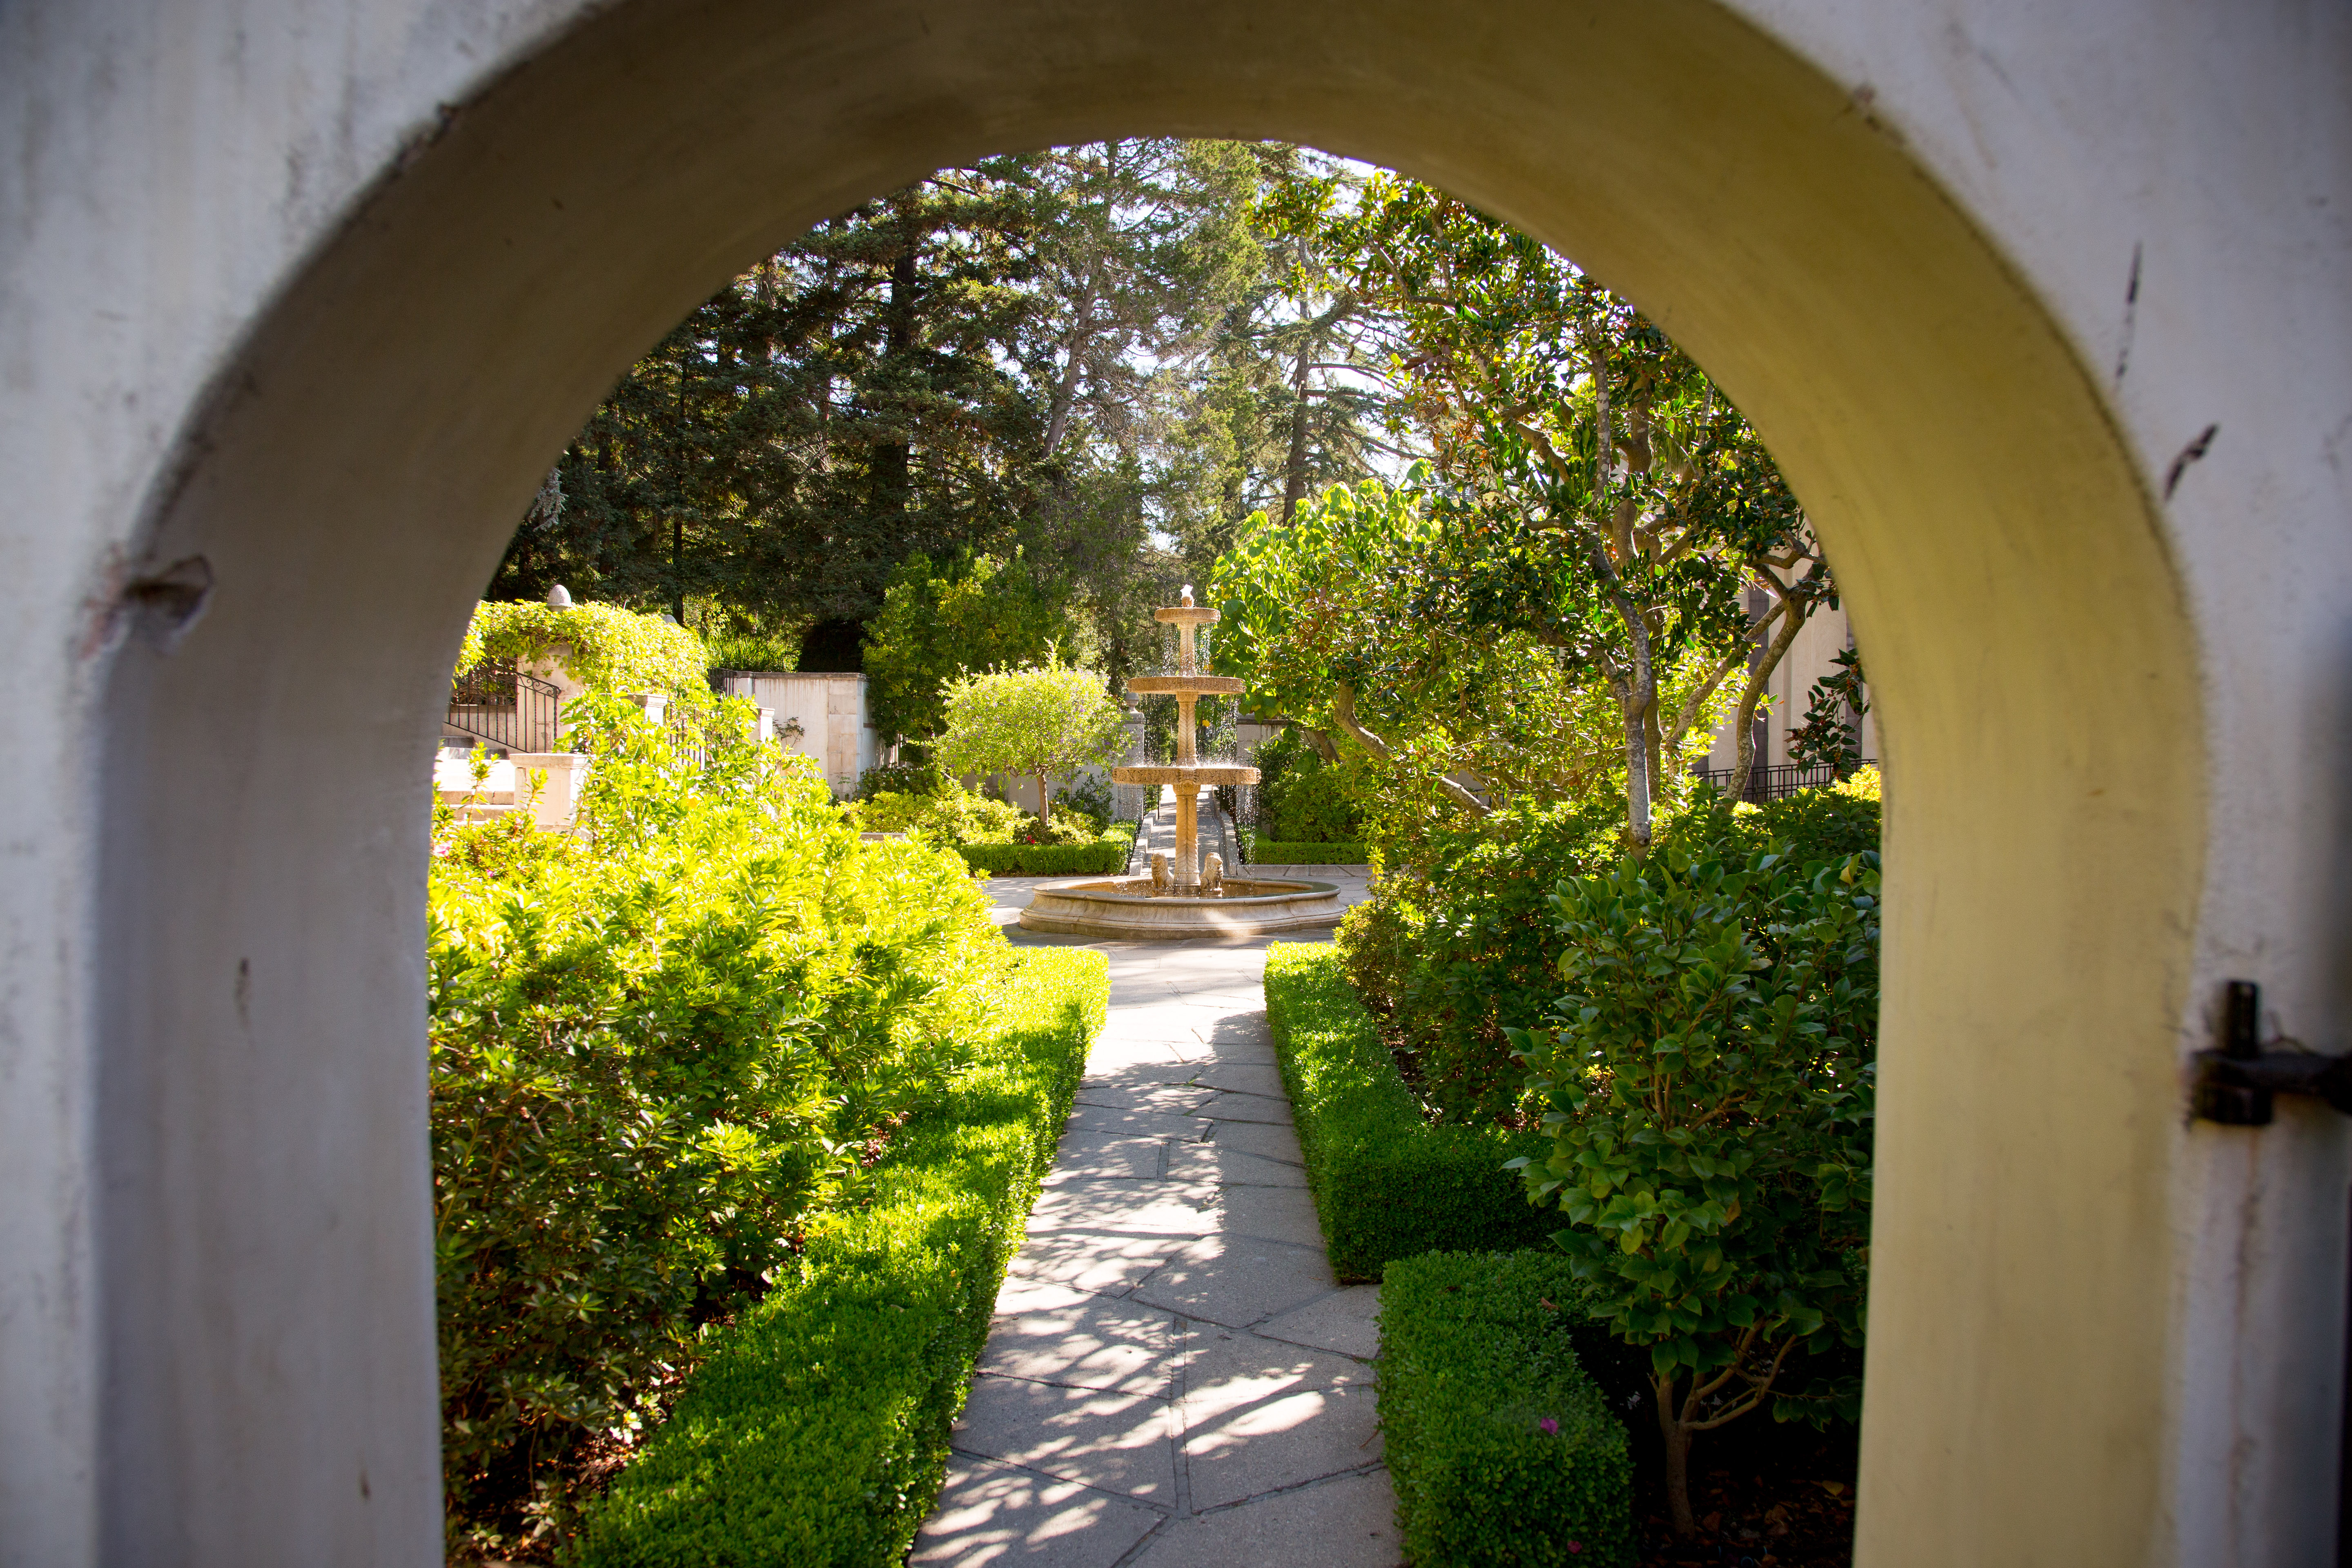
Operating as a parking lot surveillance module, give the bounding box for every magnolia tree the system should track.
[935,661,1127,819]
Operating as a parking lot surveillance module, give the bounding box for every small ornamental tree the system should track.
[1506,828,1878,1535]
[934,660,1127,820]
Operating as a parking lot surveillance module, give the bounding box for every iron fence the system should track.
[1688,758,1878,804]
[445,661,561,753]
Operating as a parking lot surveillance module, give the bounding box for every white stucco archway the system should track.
[4,2,2346,1564]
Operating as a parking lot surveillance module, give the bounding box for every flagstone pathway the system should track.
[910,900,1399,1566]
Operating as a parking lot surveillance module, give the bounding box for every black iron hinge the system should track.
[2192,980,2352,1125]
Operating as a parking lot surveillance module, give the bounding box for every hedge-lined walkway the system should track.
[912,924,1401,1566]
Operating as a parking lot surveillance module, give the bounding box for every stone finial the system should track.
[545,583,575,609]
[1179,584,1195,607]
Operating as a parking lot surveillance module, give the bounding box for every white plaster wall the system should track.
[1713,10,2349,1557]
[0,2,2343,1564]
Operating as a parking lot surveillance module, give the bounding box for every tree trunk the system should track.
[1036,772,1053,821]
[1331,683,1490,818]
[1730,592,1810,799]
[1655,1374,1699,1536]
[1280,338,1314,522]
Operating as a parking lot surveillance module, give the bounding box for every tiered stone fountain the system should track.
[1019,589,1343,940]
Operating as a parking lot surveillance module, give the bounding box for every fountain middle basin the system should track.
[1019,875,1344,940]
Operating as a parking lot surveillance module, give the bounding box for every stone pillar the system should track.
[1174,783,1198,893]
[510,752,586,830]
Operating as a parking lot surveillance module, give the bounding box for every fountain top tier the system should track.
[1113,586,1258,787]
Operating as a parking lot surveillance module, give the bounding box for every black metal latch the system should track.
[2192,980,2352,1125]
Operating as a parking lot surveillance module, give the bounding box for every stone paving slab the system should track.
[1129,1235,1336,1328]
[1255,1286,1384,1361]
[1217,1183,1326,1248]
[1163,1142,1305,1189]
[911,1454,1165,1566]
[1194,1089,1294,1125]
[1042,1134,1166,1183]
[954,1376,1179,1501]
[1125,1470,1400,1568]
[978,1298,1182,1396]
[919,905,1400,1565]
[1200,1118,1304,1165]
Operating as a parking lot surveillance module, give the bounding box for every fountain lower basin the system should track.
[1018,876,1344,940]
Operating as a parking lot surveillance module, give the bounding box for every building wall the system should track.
[716,672,878,797]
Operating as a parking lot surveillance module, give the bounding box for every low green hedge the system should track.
[1244,837,1368,865]
[955,824,1133,876]
[1381,1251,1634,1566]
[573,948,1109,1566]
[1262,944,1554,1281]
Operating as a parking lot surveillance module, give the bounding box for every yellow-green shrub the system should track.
[429,696,1001,1529]
[573,950,1108,1567]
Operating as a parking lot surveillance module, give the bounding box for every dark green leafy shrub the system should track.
[1056,772,1117,829]
[1381,1251,1634,1567]
[573,949,1107,1567]
[856,755,949,800]
[1262,945,1553,1280]
[1341,780,1880,1127]
[1263,739,1364,842]
[430,693,1003,1532]
[1341,797,1624,1123]
[1507,824,1877,1531]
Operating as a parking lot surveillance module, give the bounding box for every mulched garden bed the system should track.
[1571,1327,1860,1568]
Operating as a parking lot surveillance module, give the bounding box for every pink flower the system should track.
[1538,1417,1559,1435]
[1567,1544,1583,1554]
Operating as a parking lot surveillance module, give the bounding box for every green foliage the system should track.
[1238,833,1368,865]
[935,659,1128,815]
[1381,1251,1635,1567]
[703,626,802,676]
[1055,773,1118,831]
[1337,797,1626,1124]
[954,826,1134,877]
[849,786,1027,848]
[1336,783,1878,1128]
[1261,945,1554,1281]
[855,756,950,801]
[457,599,710,698]
[1256,174,1832,847]
[1506,817,1878,1519]
[861,552,1073,741]
[1786,647,1870,776]
[428,695,1003,1531]
[1258,731,1363,842]
[572,949,1109,1567]
[1213,479,1739,840]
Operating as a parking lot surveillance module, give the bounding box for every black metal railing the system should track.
[446,661,561,753]
[1688,759,1878,804]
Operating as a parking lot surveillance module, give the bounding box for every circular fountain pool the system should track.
[1018,876,1343,940]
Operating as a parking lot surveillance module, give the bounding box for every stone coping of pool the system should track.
[1110,763,1260,786]
[1123,673,1245,696]
[1016,875,1343,940]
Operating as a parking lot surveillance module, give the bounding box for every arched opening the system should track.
[96,1,2200,1560]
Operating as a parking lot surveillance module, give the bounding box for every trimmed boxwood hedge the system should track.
[1262,943,1554,1281]
[572,948,1108,1567]
[1244,837,1368,865]
[1381,1251,1634,1566]
[956,823,1136,876]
